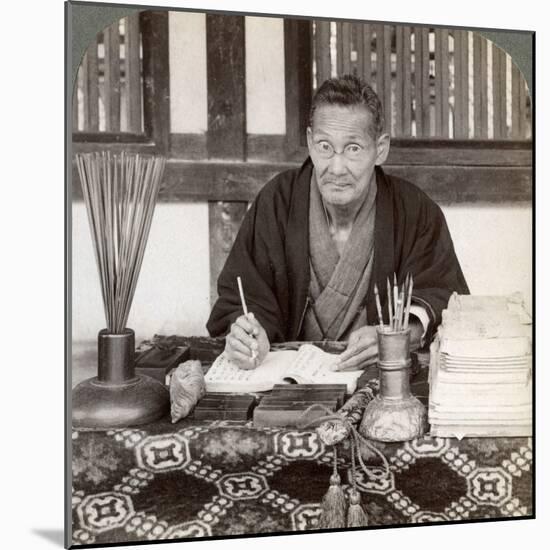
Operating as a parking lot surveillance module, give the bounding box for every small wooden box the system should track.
[253,384,346,428]
[271,384,347,408]
[192,393,257,421]
[135,346,190,385]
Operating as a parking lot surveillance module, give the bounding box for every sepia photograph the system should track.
[66,0,533,547]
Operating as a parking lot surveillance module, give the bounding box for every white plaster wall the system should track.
[442,203,532,315]
[169,12,207,133]
[245,16,286,134]
[72,202,211,344]
[72,200,532,345]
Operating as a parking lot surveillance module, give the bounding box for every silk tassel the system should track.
[347,440,369,527]
[318,446,347,529]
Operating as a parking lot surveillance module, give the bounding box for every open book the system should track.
[204,343,361,394]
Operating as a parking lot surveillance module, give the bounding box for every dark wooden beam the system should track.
[160,161,292,202]
[385,141,532,166]
[247,134,287,162]
[385,165,532,203]
[154,134,534,167]
[272,141,532,167]
[206,14,246,160]
[72,132,149,144]
[72,140,157,155]
[171,134,287,162]
[72,136,532,164]
[170,133,208,160]
[72,157,531,204]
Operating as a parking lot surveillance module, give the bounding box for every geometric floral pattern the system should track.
[136,434,191,473]
[467,468,513,506]
[217,473,269,500]
[274,431,325,460]
[72,418,533,546]
[71,360,532,545]
[76,492,134,533]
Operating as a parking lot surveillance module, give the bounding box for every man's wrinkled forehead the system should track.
[310,104,375,138]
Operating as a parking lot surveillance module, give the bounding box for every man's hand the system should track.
[332,318,425,371]
[224,312,270,370]
[407,317,424,352]
[333,325,378,371]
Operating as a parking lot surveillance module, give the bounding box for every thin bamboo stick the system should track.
[75,152,165,333]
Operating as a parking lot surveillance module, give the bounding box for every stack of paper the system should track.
[429,293,532,438]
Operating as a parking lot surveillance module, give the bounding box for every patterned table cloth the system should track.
[71,410,532,545]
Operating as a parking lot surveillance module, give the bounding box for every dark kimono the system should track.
[207,158,469,343]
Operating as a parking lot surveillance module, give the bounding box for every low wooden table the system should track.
[70,336,533,546]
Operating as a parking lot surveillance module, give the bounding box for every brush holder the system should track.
[72,328,169,429]
[359,327,426,442]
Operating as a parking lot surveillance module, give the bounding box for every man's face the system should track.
[307,104,389,208]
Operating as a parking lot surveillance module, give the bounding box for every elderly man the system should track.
[207,74,468,371]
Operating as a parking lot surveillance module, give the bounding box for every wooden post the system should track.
[518,79,527,139]
[104,23,121,133]
[420,28,430,136]
[362,24,372,84]
[206,14,246,160]
[351,23,362,77]
[208,202,248,308]
[342,22,351,74]
[403,27,412,137]
[125,13,142,133]
[81,52,89,130]
[284,18,312,155]
[336,22,343,76]
[315,20,332,87]
[511,64,527,140]
[413,26,430,137]
[87,39,99,132]
[141,11,170,153]
[395,26,403,136]
[453,30,469,139]
[492,43,506,139]
[375,24,385,97]
[383,26,392,135]
[435,29,449,138]
[206,15,248,304]
[473,33,488,139]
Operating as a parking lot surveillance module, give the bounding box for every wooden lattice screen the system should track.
[313,22,531,140]
[73,13,143,134]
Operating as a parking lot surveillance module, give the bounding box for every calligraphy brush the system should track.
[393,272,398,326]
[404,274,414,329]
[374,283,383,328]
[386,277,393,329]
[400,282,405,329]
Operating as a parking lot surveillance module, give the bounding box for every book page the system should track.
[205,344,362,393]
[284,344,361,393]
[204,350,298,392]
[285,344,337,376]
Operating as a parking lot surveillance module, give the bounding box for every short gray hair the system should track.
[309,74,385,139]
